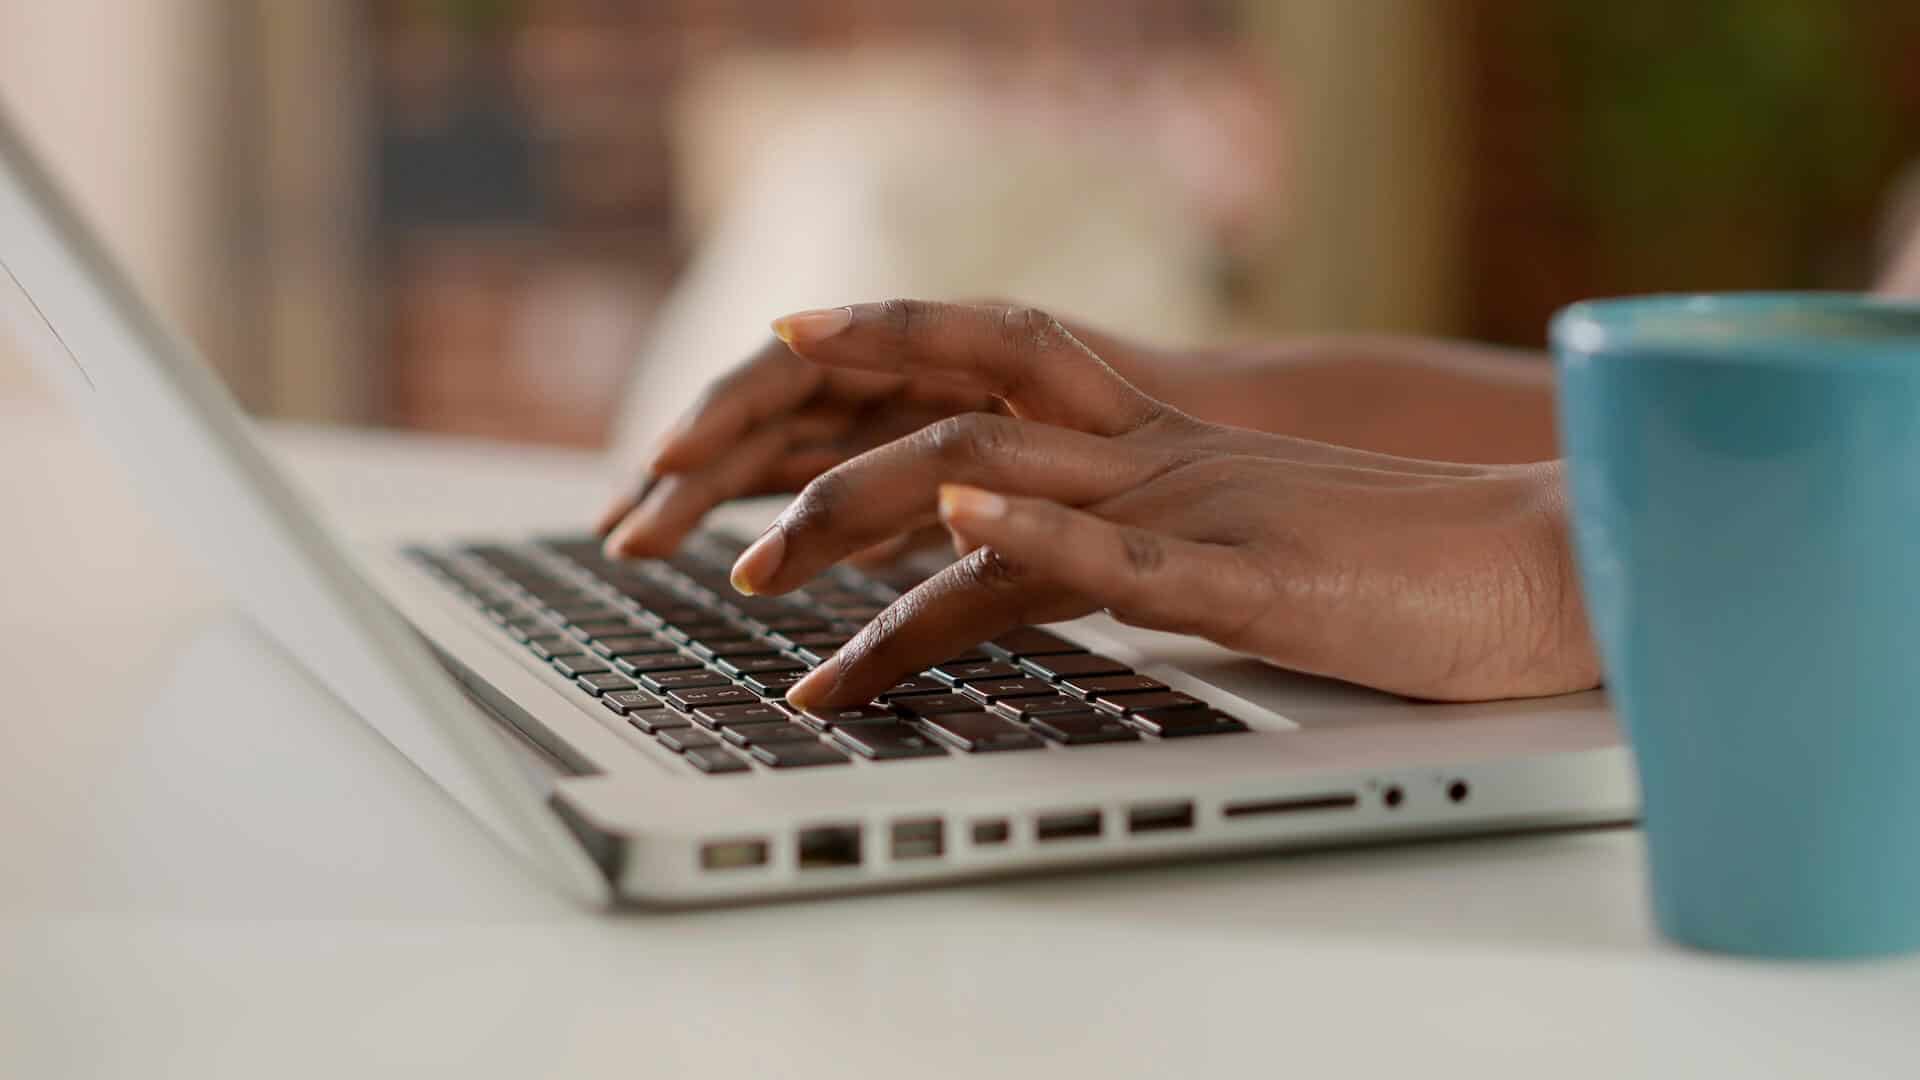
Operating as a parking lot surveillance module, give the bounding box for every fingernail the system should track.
[730,526,786,595]
[771,307,853,349]
[602,521,638,560]
[786,655,840,711]
[937,483,1007,525]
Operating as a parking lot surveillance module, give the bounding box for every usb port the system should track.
[700,839,769,871]
[1127,800,1195,834]
[1035,808,1103,842]
[797,824,862,869]
[891,818,944,860]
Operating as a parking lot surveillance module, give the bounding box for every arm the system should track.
[1125,335,1559,465]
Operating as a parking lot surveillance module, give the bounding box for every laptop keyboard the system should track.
[409,532,1247,776]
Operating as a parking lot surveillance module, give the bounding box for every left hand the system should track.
[710,300,1602,710]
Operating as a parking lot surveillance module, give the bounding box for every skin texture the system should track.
[600,299,1601,710]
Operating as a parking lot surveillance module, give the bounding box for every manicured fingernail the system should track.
[730,526,786,595]
[771,307,853,349]
[937,483,1007,525]
[786,655,840,711]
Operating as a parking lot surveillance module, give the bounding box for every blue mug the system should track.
[1553,293,1920,958]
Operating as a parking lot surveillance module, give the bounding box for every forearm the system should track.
[1143,334,1560,464]
[1880,222,1920,297]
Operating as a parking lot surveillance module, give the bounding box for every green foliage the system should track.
[1548,0,1897,227]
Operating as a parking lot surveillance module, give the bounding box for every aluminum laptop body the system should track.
[0,107,1635,907]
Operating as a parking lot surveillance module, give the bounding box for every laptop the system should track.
[0,107,1634,908]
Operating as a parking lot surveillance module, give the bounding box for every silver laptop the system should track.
[0,108,1634,908]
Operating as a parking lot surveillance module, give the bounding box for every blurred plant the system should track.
[434,0,520,37]
[1545,0,1908,286]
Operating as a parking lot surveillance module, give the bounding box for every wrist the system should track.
[1514,461,1603,694]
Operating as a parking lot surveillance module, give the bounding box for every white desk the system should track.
[3,395,1916,1079]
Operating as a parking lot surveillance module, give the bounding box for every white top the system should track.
[2,394,1914,1080]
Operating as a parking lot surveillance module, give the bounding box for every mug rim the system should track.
[1551,291,1920,365]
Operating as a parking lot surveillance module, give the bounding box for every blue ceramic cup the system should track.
[1552,293,1920,958]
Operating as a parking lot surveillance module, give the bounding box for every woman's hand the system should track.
[703,300,1601,710]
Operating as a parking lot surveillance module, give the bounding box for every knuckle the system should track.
[1000,305,1068,354]
[920,412,1017,464]
[786,466,852,530]
[879,298,926,338]
[1116,526,1167,577]
[952,545,1026,593]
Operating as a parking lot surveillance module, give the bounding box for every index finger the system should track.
[771,299,1163,436]
[783,547,1089,713]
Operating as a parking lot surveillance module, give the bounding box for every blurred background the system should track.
[4,1,1919,450]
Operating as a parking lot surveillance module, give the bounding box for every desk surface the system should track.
[3,395,1916,1079]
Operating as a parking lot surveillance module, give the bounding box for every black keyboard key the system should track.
[526,635,575,660]
[567,618,638,641]
[1027,709,1140,745]
[651,604,717,626]
[806,586,877,607]
[932,660,1025,685]
[659,727,722,753]
[615,653,703,677]
[693,702,791,730]
[796,704,896,729]
[940,649,992,665]
[831,721,948,760]
[792,643,840,666]
[601,689,666,715]
[960,677,1057,702]
[991,692,1098,721]
[743,670,808,697]
[685,746,752,773]
[618,608,668,630]
[1130,709,1249,738]
[662,620,739,644]
[503,616,549,641]
[592,634,677,658]
[917,712,1046,753]
[1021,653,1131,681]
[1066,674,1168,700]
[667,685,760,711]
[575,672,635,696]
[641,669,730,694]
[753,614,834,634]
[686,636,762,660]
[877,676,946,699]
[748,741,850,768]
[1100,690,1207,715]
[627,709,692,734]
[549,603,626,624]
[984,627,1086,659]
[722,721,820,747]
[893,693,989,717]
[551,655,612,678]
[718,654,807,678]
[771,629,851,650]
